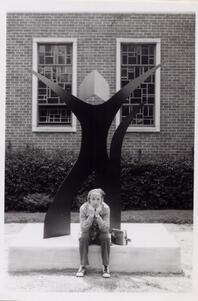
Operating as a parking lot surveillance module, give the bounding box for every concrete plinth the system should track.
[8,223,181,273]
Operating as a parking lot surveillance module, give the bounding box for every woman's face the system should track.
[89,192,102,208]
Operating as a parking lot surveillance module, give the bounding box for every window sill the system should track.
[32,126,77,133]
[125,126,160,132]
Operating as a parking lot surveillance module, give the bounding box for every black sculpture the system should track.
[32,64,160,238]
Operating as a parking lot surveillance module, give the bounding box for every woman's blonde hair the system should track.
[87,188,106,203]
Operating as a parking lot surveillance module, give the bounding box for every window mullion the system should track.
[120,43,156,127]
[37,43,72,127]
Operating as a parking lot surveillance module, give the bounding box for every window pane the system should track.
[38,106,72,125]
[37,43,73,126]
[120,43,156,126]
[58,56,65,64]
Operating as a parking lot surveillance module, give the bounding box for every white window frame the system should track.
[116,38,161,132]
[32,37,77,132]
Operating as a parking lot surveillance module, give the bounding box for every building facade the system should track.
[6,13,195,162]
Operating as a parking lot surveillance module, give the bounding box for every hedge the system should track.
[5,147,193,212]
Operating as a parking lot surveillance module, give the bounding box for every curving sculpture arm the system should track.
[32,70,90,119]
[105,104,144,230]
[104,64,161,120]
[110,104,144,167]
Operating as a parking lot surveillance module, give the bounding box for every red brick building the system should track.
[6,13,195,162]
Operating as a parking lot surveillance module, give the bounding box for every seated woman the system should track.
[76,188,111,278]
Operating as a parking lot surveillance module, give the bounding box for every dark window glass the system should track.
[37,44,73,126]
[120,43,156,126]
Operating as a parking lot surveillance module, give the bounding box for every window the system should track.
[32,38,77,132]
[116,38,161,132]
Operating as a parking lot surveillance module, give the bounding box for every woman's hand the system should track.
[95,205,102,217]
[87,203,95,218]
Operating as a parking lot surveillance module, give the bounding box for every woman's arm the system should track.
[95,206,110,232]
[79,204,94,232]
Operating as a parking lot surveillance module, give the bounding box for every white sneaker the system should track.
[76,266,86,277]
[102,265,110,278]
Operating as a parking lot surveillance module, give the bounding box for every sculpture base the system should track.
[8,223,181,273]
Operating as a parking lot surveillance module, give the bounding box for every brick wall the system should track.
[6,13,195,162]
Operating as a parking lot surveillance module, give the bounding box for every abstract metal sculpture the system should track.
[32,64,160,238]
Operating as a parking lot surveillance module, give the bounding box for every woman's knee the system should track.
[98,233,111,242]
[79,233,90,241]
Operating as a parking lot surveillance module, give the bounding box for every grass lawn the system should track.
[4,209,193,224]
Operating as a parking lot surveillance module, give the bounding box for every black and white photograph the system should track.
[0,0,197,300]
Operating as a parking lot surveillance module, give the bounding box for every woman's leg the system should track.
[79,232,91,266]
[97,233,111,266]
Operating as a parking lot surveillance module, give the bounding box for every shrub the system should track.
[120,159,193,210]
[5,148,77,211]
[20,193,53,212]
[5,147,193,211]
[5,147,96,211]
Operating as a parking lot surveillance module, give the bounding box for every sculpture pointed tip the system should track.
[79,70,110,102]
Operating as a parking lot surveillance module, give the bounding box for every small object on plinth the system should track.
[111,228,130,245]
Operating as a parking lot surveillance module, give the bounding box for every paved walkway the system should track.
[2,223,193,293]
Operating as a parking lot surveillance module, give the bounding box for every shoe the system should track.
[102,265,110,278]
[76,265,86,277]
